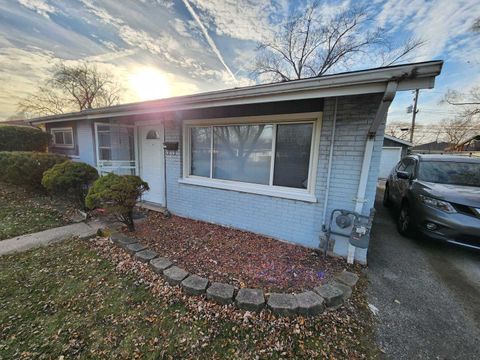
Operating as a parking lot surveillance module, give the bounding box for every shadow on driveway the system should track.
[367,185,480,359]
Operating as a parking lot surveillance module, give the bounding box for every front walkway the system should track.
[0,220,105,256]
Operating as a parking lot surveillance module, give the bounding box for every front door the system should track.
[139,125,165,205]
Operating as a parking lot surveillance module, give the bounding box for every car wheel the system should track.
[383,184,391,207]
[397,201,415,237]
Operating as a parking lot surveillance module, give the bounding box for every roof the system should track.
[31,60,443,125]
[445,134,480,151]
[411,140,452,151]
[383,134,413,147]
[410,154,480,163]
[0,119,37,128]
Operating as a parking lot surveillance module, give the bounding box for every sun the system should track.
[128,67,171,101]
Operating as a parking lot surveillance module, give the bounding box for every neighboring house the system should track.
[31,61,443,264]
[411,140,452,154]
[445,134,480,156]
[378,135,412,179]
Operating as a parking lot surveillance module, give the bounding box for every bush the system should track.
[0,125,51,152]
[42,161,99,208]
[85,173,149,231]
[0,152,67,188]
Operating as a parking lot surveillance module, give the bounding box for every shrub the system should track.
[85,173,149,231]
[0,151,67,188]
[0,125,51,152]
[42,161,99,208]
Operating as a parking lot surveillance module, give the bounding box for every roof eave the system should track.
[31,60,443,125]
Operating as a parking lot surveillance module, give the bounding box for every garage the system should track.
[378,135,412,179]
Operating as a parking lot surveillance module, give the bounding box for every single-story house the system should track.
[411,140,452,154]
[31,61,443,264]
[378,135,413,179]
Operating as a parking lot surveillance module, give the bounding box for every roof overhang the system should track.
[384,134,413,147]
[31,60,443,124]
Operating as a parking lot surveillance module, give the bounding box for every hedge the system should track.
[42,161,99,208]
[0,151,67,188]
[0,125,51,152]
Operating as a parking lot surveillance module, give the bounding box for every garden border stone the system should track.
[267,293,298,316]
[125,242,147,254]
[109,232,360,317]
[163,266,189,285]
[134,249,158,263]
[206,282,235,305]
[181,275,209,295]
[235,288,265,312]
[149,257,173,273]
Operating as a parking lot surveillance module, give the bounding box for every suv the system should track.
[384,154,480,249]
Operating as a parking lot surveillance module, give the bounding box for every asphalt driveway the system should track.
[367,185,480,359]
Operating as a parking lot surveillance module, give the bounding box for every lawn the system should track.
[0,238,379,359]
[0,182,73,240]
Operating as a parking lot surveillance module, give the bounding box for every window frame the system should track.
[50,127,74,149]
[181,112,322,202]
[94,122,138,176]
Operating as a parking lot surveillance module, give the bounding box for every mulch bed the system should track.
[128,211,355,292]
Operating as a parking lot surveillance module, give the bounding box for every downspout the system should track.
[347,80,399,264]
[162,116,171,217]
[321,97,338,236]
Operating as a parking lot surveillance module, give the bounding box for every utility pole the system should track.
[409,89,419,143]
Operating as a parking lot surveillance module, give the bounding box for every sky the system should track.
[0,0,479,131]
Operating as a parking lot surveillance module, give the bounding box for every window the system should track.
[51,127,74,148]
[95,123,136,175]
[183,115,319,201]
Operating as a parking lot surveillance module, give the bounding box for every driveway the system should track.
[367,185,480,359]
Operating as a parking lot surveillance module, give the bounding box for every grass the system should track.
[0,239,379,359]
[0,182,70,240]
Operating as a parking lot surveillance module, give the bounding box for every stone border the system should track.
[110,233,359,317]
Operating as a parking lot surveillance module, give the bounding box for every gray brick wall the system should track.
[164,93,384,263]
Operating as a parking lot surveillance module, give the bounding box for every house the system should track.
[378,135,413,179]
[445,134,480,156]
[30,61,443,264]
[411,140,452,154]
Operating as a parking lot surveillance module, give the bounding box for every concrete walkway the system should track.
[0,220,105,256]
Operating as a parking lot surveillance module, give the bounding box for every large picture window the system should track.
[183,115,319,201]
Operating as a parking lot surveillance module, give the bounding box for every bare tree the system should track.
[385,121,411,140]
[443,87,480,118]
[18,62,122,117]
[253,4,424,82]
[440,116,480,147]
[473,17,480,32]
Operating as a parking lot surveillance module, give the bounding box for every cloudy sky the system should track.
[1,0,479,128]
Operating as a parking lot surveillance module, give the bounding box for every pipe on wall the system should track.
[321,97,338,238]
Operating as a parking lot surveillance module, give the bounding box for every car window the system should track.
[418,161,480,187]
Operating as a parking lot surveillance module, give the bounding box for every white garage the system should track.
[379,135,413,179]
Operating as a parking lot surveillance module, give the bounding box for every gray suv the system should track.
[384,154,480,250]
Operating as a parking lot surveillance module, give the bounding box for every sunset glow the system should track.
[128,67,171,101]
